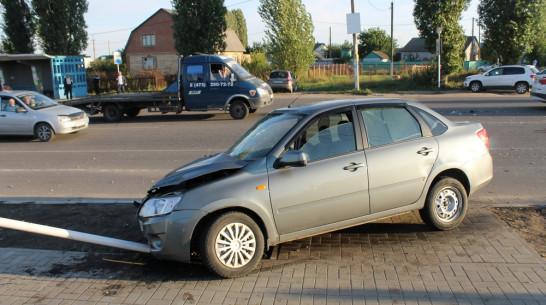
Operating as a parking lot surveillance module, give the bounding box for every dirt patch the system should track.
[0,203,544,259]
[490,206,546,258]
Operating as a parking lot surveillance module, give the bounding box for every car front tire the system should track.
[470,81,482,92]
[420,177,468,231]
[200,212,264,278]
[229,100,249,120]
[35,123,55,142]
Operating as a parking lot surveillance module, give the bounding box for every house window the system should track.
[142,57,157,69]
[142,34,155,47]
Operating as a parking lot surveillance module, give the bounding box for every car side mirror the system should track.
[16,107,27,113]
[230,73,236,82]
[276,150,308,168]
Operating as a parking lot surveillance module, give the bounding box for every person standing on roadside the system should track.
[63,74,73,99]
[116,71,126,93]
[93,73,101,95]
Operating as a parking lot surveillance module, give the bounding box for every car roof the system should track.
[0,90,40,96]
[277,98,415,115]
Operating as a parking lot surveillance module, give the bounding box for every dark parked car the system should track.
[137,98,493,278]
[267,70,297,93]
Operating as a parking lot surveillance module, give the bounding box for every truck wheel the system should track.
[125,107,140,117]
[419,177,467,231]
[103,104,122,122]
[35,123,55,142]
[200,212,264,278]
[229,100,249,120]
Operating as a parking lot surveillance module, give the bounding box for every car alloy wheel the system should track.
[35,123,55,142]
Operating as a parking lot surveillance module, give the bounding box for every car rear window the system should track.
[270,71,289,78]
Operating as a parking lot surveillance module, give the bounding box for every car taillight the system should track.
[531,74,535,79]
[477,128,489,149]
[540,78,546,85]
[287,76,292,82]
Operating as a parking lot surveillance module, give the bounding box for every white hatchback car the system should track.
[0,91,88,141]
[464,64,538,94]
[530,68,546,102]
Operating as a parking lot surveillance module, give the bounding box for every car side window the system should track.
[1,97,20,112]
[489,68,503,76]
[292,111,356,161]
[186,65,204,82]
[503,67,524,75]
[411,106,448,136]
[361,107,422,147]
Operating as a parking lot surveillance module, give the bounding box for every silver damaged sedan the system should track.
[137,98,493,278]
[0,91,88,141]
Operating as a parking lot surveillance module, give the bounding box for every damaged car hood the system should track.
[149,153,247,193]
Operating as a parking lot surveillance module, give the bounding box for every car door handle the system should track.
[343,162,364,172]
[417,147,434,156]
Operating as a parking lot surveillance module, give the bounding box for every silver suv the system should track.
[464,64,538,94]
[137,98,493,278]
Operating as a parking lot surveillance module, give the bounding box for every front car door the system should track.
[482,67,505,88]
[208,63,237,109]
[268,108,370,236]
[0,97,33,135]
[359,104,439,214]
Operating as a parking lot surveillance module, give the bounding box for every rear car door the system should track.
[359,105,438,214]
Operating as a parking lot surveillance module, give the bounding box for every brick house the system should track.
[124,8,246,76]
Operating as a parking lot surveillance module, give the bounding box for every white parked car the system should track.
[463,65,538,94]
[0,91,88,141]
[530,68,546,103]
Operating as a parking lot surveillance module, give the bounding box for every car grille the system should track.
[68,111,86,121]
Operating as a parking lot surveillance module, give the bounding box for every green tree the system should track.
[413,0,469,75]
[32,0,88,55]
[242,52,270,80]
[478,0,544,64]
[226,9,248,48]
[258,0,315,76]
[0,0,35,54]
[358,27,397,60]
[172,0,227,57]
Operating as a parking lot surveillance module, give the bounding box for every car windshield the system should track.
[16,93,58,110]
[226,111,303,161]
[227,61,253,79]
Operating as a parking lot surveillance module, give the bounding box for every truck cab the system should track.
[179,55,274,119]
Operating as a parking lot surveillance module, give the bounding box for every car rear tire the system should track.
[515,82,529,94]
[419,177,468,231]
[35,123,55,142]
[103,103,123,122]
[229,100,249,120]
[200,212,264,278]
[470,81,482,92]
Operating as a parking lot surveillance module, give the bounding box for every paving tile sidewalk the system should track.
[0,206,544,305]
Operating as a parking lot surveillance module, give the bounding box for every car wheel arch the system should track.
[190,206,273,260]
[428,169,470,196]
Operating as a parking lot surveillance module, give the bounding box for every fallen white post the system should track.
[0,217,150,253]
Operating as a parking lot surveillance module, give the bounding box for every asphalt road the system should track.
[1,91,545,205]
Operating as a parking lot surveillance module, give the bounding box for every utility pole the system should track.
[390,1,394,78]
[92,39,96,60]
[350,0,360,90]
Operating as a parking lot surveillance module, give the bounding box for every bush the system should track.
[242,52,271,81]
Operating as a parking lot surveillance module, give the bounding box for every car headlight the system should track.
[257,87,268,97]
[139,196,182,217]
[58,115,71,123]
